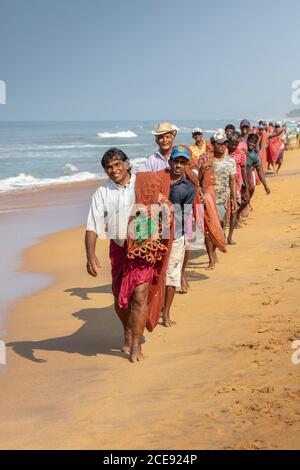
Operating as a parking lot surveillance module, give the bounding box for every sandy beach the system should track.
[0,150,300,450]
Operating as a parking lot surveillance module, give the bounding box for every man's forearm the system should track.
[230,177,237,201]
[242,168,249,191]
[85,230,97,259]
[258,169,268,190]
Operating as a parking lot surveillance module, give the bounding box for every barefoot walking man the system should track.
[162,146,196,327]
[206,130,237,268]
[86,148,152,363]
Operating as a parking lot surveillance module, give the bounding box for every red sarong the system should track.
[198,154,227,253]
[268,136,284,164]
[259,132,268,174]
[110,241,154,306]
[119,170,173,332]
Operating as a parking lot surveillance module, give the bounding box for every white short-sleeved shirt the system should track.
[86,174,136,246]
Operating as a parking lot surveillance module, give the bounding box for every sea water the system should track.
[0,119,240,192]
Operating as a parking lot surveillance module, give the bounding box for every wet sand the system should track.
[0,179,102,337]
[0,150,300,449]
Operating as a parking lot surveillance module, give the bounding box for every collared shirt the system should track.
[169,176,196,239]
[86,174,136,246]
[190,142,207,161]
[144,150,170,172]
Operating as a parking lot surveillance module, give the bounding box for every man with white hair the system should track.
[144,122,177,172]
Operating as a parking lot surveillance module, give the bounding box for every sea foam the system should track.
[0,172,99,193]
[96,130,137,138]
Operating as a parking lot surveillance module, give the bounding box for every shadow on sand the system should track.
[64,283,112,300]
[6,303,128,363]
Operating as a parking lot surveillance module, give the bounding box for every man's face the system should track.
[225,128,234,138]
[105,158,129,184]
[247,139,257,151]
[156,132,175,152]
[227,139,239,153]
[193,132,203,144]
[214,141,227,157]
[169,156,188,177]
[274,126,281,135]
[241,126,250,136]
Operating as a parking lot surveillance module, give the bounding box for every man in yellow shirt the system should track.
[190,128,207,162]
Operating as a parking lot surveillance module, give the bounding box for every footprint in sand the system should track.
[287,277,300,283]
[235,342,259,351]
[215,385,246,395]
[284,389,300,399]
[255,386,275,394]
[225,440,267,450]
[261,297,280,306]
[256,328,271,334]
[288,330,300,341]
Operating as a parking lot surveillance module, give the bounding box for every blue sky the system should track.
[0,0,299,121]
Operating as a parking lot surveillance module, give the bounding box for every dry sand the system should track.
[1,150,300,450]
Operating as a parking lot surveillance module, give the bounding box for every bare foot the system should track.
[130,343,145,363]
[178,286,188,294]
[162,314,176,327]
[206,261,216,270]
[227,238,237,245]
[122,328,132,354]
[181,272,189,293]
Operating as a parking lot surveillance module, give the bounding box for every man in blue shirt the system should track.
[162,146,196,327]
[239,133,270,220]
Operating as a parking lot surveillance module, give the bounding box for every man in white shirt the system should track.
[86,148,152,363]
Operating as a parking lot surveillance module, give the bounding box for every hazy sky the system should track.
[0,0,299,121]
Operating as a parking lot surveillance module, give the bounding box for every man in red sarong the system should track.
[258,123,269,175]
[268,122,285,175]
[85,148,172,363]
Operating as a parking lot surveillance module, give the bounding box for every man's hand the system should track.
[158,193,173,228]
[244,189,250,204]
[86,255,102,277]
[231,200,238,213]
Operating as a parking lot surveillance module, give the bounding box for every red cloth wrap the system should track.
[119,171,173,332]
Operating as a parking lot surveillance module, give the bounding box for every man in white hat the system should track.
[190,128,207,162]
[206,129,237,269]
[144,122,177,172]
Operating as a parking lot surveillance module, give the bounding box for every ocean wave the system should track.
[62,163,79,173]
[0,142,145,152]
[96,130,138,138]
[0,172,99,193]
[177,127,192,134]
